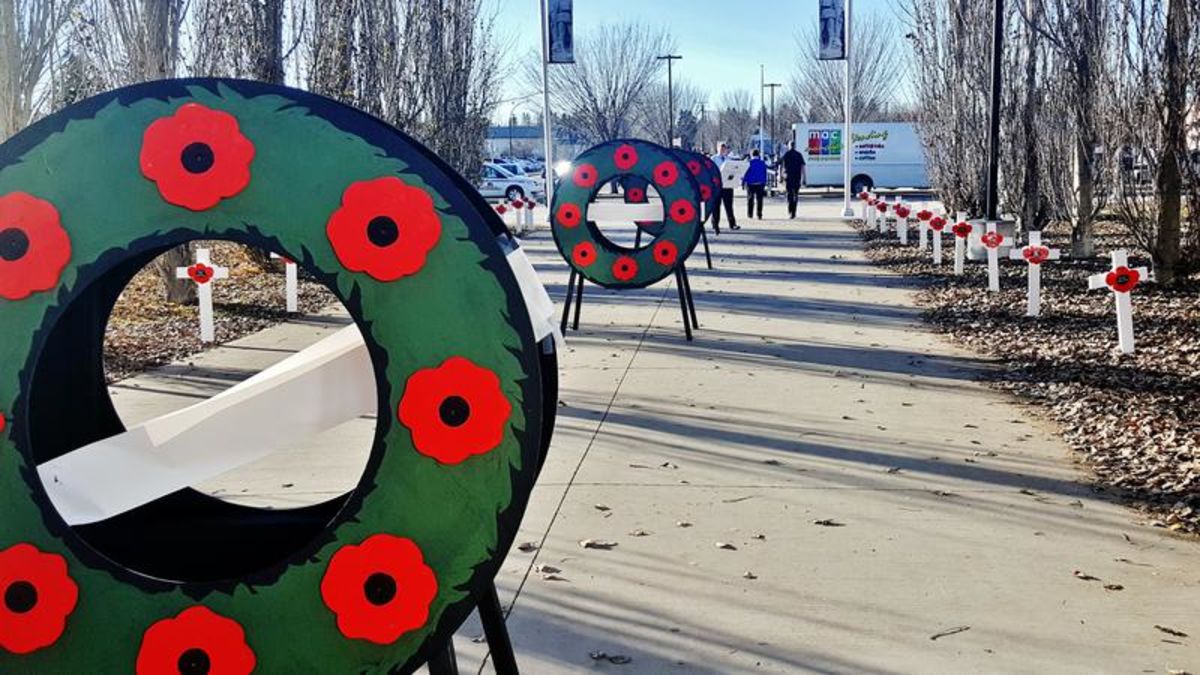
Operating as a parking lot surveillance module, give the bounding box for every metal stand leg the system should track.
[700,228,713,269]
[634,227,642,249]
[477,584,520,675]
[428,639,459,675]
[681,264,699,329]
[674,269,693,341]
[572,273,584,330]
[560,269,577,335]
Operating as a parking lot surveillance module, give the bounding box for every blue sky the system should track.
[491,0,902,119]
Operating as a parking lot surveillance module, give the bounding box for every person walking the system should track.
[780,141,807,219]
[710,143,740,232]
[743,149,768,220]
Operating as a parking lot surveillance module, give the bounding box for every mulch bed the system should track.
[852,218,1200,536]
[103,241,338,382]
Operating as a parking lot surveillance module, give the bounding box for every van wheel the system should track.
[506,186,525,202]
[850,175,873,195]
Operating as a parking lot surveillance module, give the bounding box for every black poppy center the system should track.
[177,647,211,675]
[364,572,397,606]
[580,249,591,259]
[180,142,215,174]
[367,216,400,248]
[0,227,30,262]
[4,580,37,614]
[1116,274,1130,285]
[439,395,471,428]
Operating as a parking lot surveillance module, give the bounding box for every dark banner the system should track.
[547,0,574,64]
[819,0,846,61]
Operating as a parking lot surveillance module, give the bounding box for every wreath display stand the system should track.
[0,79,558,675]
[551,140,707,341]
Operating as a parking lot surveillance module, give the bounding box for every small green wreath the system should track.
[0,79,551,673]
[551,140,702,289]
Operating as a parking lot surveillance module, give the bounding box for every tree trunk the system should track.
[253,0,285,85]
[0,0,18,140]
[1020,0,1042,231]
[1153,0,1188,284]
[1071,135,1095,256]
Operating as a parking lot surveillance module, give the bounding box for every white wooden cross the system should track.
[1088,250,1149,355]
[175,248,228,343]
[951,212,971,275]
[859,191,871,223]
[916,205,934,250]
[876,199,889,233]
[1008,231,1059,317]
[894,202,911,245]
[980,222,1006,292]
[929,214,947,265]
[270,252,298,313]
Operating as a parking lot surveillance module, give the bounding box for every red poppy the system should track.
[0,411,5,435]
[876,202,888,213]
[895,206,911,219]
[1022,246,1050,265]
[556,202,582,228]
[572,242,597,267]
[858,191,870,201]
[669,199,696,225]
[187,263,214,285]
[527,202,537,211]
[652,161,679,188]
[917,209,933,221]
[952,222,972,238]
[613,145,639,171]
[686,160,702,176]
[653,240,678,266]
[572,164,598,189]
[700,184,712,202]
[326,177,441,282]
[626,187,646,203]
[0,543,78,655]
[929,216,947,231]
[981,231,1004,249]
[612,256,638,281]
[511,199,524,210]
[139,103,255,211]
[496,204,508,215]
[712,176,721,187]
[136,606,255,675]
[320,534,437,645]
[1105,266,1141,293]
[0,192,72,301]
[397,356,512,465]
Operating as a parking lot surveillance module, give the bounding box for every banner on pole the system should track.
[818,0,847,61]
[547,0,574,64]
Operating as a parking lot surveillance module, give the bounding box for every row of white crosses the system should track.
[495,199,538,229]
[176,248,300,343]
[858,192,1148,354]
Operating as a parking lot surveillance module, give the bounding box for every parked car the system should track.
[791,122,930,193]
[478,162,544,202]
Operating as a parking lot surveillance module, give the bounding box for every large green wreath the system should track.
[551,139,702,289]
[0,79,548,673]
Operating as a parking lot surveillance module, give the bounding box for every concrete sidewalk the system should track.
[102,197,1199,673]
[453,197,1199,674]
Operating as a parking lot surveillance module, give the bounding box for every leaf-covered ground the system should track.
[103,242,337,382]
[853,219,1200,536]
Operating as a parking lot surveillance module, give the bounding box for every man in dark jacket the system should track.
[781,141,807,219]
[743,149,768,220]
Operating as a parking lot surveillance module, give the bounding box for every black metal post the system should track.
[984,0,1004,220]
[560,269,576,334]
[572,272,584,330]
[477,584,520,675]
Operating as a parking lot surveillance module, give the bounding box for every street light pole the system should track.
[539,0,556,209]
[842,0,855,217]
[658,54,683,147]
[508,113,516,155]
[764,83,782,156]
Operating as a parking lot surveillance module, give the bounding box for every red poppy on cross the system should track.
[175,248,228,343]
[1087,250,1150,354]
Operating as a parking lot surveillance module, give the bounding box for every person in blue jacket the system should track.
[743,148,768,220]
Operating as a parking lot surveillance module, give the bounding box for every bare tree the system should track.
[633,78,705,146]
[788,18,903,122]
[901,0,993,215]
[189,0,289,84]
[525,22,671,143]
[717,88,757,152]
[0,0,78,140]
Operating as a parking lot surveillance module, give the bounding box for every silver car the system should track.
[478,163,544,202]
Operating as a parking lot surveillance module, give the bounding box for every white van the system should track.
[791,122,929,193]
